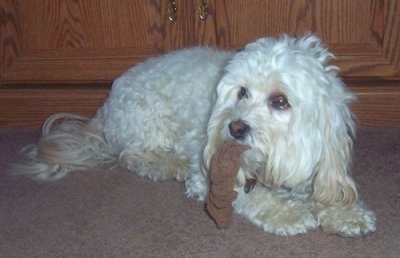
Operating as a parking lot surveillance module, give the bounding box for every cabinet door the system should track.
[214,0,400,78]
[162,0,217,50]
[0,0,164,82]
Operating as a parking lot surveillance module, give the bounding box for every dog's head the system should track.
[203,34,357,206]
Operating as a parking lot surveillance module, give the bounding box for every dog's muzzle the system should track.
[229,120,250,140]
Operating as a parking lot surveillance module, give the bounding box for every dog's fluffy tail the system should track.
[8,113,116,181]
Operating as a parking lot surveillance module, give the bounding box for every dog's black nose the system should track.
[229,120,250,139]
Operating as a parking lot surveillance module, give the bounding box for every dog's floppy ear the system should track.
[311,91,358,206]
[291,34,358,206]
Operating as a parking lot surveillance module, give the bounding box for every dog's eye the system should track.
[238,87,249,100]
[270,94,290,110]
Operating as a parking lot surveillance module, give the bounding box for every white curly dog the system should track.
[10,34,376,237]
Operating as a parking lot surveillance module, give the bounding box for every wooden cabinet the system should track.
[1,0,399,127]
[0,0,216,82]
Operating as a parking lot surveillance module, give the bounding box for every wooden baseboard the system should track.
[348,80,400,127]
[0,81,399,127]
[0,84,110,128]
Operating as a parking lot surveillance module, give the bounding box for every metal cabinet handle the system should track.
[167,0,177,21]
[198,0,208,20]
[167,0,208,22]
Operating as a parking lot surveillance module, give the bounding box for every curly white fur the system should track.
[9,35,376,237]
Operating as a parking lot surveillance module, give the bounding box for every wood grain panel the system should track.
[215,0,316,47]
[348,81,400,127]
[0,85,110,128]
[0,0,20,77]
[0,0,164,83]
[215,0,400,78]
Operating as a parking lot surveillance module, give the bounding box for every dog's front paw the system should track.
[316,204,376,237]
[185,172,209,202]
[256,201,318,236]
[236,196,318,236]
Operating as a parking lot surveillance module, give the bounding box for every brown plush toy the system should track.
[206,140,250,229]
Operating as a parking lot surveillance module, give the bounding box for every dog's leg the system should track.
[118,147,189,182]
[311,201,376,237]
[185,168,209,201]
[233,185,318,236]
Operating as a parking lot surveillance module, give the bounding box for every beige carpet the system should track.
[1,127,399,257]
